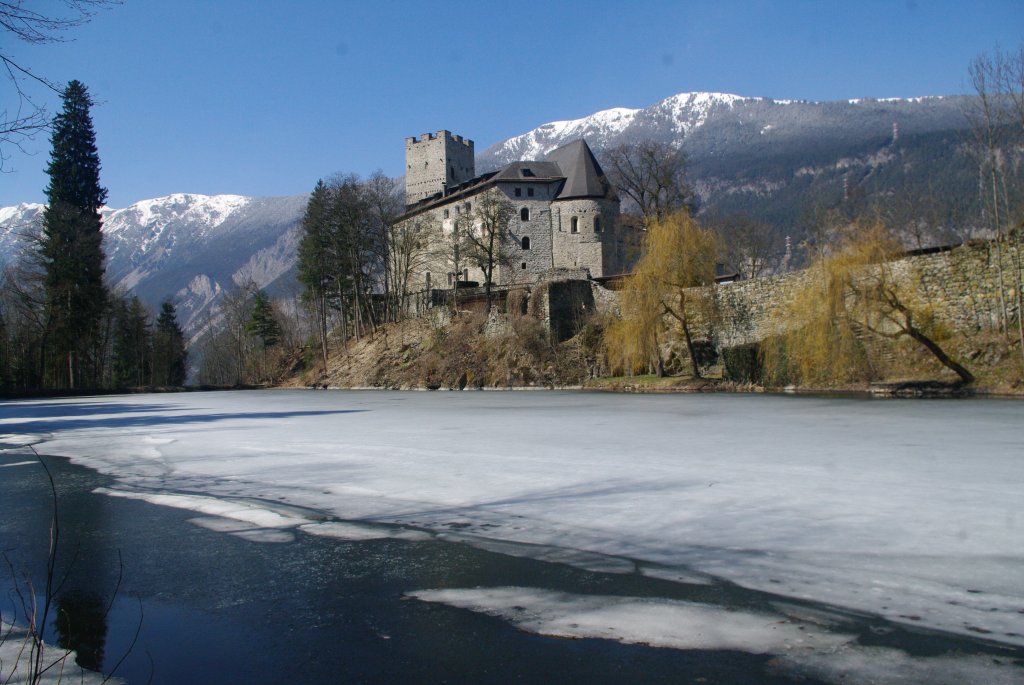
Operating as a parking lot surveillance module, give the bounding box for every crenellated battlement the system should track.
[406,131,474,147]
[405,130,476,206]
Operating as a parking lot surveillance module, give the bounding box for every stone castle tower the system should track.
[404,130,475,207]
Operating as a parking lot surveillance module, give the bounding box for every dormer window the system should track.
[522,168,535,177]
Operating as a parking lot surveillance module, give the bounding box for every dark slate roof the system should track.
[399,138,611,219]
[491,161,563,182]
[544,139,610,199]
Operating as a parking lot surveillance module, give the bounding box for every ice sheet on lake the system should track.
[410,587,1024,685]
[410,586,850,652]
[299,520,431,542]
[2,390,1023,653]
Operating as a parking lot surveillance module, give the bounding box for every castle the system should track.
[397,130,626,292]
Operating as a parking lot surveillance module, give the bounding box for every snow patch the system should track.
[409,586,849,652]
[409,587,1023,685]
[0,620,123,684]
[95,488,309,529]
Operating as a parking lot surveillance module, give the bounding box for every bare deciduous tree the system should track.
[1,1,119,165]
[601,139,694,222]
[458,190,515,313]
[707,213,782,279]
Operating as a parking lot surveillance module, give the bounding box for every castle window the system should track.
[447,272,454,286]
[425,272,431,289]
[594,216,601,232]
[521,262,527,270]
[571,216,579,233]
[527,187,535,197]
[465,202,471,213]
[444,209,449,219]
[514,187,522,197]
[463,268,469,281]
[521,236,531,250]
[520,207,530,221]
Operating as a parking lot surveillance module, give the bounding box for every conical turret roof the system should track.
[544,139,611,199]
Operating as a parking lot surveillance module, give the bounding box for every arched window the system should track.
[570,216,579,233]
[520,207,530,221]
[594,216,601,232]
[521,236,531,250]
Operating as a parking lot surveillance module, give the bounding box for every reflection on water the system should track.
[55,591,108,672]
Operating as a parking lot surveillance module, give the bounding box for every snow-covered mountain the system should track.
[0,193,307,342]
[481,91,980,244]
[482,91,969,167]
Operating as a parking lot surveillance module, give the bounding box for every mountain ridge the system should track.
[0,89,995,348]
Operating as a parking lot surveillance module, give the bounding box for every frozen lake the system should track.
[1,390,1022,683]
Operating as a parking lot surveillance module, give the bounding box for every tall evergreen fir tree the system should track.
[152,301,187,386]
[40,80,108,389]
[111,296,152,388]
[246,290,281,349]
[297,179,335,371]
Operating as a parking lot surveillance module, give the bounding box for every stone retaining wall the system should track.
[540,238,1022,350]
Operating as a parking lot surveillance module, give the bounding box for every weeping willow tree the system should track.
[606,212,720,377]
[762,222,974,386]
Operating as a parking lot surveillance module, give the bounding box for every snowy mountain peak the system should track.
[484,91,788,164]
[114,193,251,232]
[0,203,45,224]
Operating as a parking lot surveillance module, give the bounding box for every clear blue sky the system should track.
[3,0,1022,208]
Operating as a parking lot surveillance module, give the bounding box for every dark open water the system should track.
[1,451,1019,684]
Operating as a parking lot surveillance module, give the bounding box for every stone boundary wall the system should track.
[710,239,1020,350]
[536,238,1021,350]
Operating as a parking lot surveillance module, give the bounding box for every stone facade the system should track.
[535,238,1022,360]
[398,132,625,294]
[404,131,475,206]
[709,239,1021,350]
[549,197,621,276]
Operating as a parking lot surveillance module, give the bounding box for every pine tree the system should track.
[40,80,107,389]
[297,179,334,371]
[152,301,187,386]
[111,296,152,388]
[246,290,281,349]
